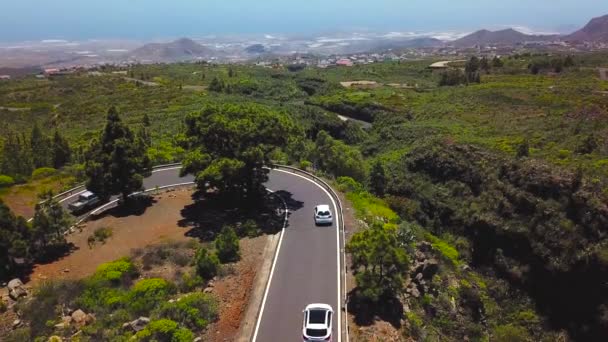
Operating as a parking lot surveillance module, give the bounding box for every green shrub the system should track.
[154,293,218,330]
[176,272,204,292]
[492,324,530,342]
[87,227,113,247]
[299,160,312,170]
[135,319,194,342]
[237,219,259,238]
[336,176,364,193]
[346,190,399,224]
[31,167,57,179]
[4,328,31,342]
[93,258,137,284]
[405,312,424,339]
[194,247,219,279]
[129,278,175,315]
[215,226,240,263]
[0,174,15,187]
[426,234,460,265]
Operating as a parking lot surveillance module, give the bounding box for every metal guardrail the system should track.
[272,164,350,342]
[37,162,350,341]
[50,163,183,204]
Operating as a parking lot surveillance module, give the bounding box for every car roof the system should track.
[315,205,330,211]
[304,303,333,311]
[81,191,95,197]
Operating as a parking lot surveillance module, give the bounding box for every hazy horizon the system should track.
[1,0,607,43]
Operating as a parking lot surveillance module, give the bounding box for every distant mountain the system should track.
[244,44,267,54]
[451,28,557,47]
[127,38,213,62]
[565,14,608,42]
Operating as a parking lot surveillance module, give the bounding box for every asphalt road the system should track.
[59,166,342,341]
[255,169,340,342]
[59,166,195,212]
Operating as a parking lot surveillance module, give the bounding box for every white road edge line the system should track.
[252,188,289,342]
[262,168,342,342]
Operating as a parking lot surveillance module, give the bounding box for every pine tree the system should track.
[30,123,51,169]
[31,190,71,256]
[208,77,224,92]
[85,107,151,201]
[52,130,71,169]
[369,160,386,196]
[492,56,504,68]
[1,133,33,178]
[142,113,151,127]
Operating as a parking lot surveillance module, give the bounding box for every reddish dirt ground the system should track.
[27,188,196,286]
[3,187,270,341]
[202,236,268,342]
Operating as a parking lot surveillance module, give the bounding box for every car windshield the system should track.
[306,328,327,337]
[318,211,330,216]
[309,309,326,324]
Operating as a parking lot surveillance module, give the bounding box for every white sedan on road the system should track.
[314,204,333,226]
[302,303,333,341]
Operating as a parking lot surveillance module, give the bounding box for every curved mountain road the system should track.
[61,166,344,341]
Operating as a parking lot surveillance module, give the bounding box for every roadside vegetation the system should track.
[1,51,607,340]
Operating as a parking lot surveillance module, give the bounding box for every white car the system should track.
[302,303,333,341]
[314,205,333,225]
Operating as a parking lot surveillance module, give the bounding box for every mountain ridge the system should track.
[565,14,608,42]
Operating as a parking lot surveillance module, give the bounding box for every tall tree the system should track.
[369,160,386,196]
[142,113,151,127]
[346,223,409,302]
[52,130,71,169]
[85,107,151,201]
[30,123,52,169]
[31,190,71,256]
[0,199,30,279]
[480,56,491,74]
[181,103,294,200]
[208,77,225,92]
[314,131,366,181]
[1,133,33,179]
[492,56,504,68]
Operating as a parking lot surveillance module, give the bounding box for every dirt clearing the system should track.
[28,188,197,285]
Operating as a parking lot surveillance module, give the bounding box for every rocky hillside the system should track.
[127,38,214,62]
[451,28,556,47]
[566,14,608,42]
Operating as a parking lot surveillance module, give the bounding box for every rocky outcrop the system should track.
[124,316,150,332]
[7,279,27,300]
[405,242,440,298]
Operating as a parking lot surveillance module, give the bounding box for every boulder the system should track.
[71,309,88,327]
[129,316,150,332]
[8,278,27,300]
[12,319,22,329]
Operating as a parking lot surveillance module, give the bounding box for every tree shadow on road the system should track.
[347,288,403,329]
[178,190,302,242]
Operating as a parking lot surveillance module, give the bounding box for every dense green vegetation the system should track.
[0,190,72,279]
[1,51,607,340]
[7,256,218,341]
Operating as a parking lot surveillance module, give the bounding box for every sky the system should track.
[1,0,607,42]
